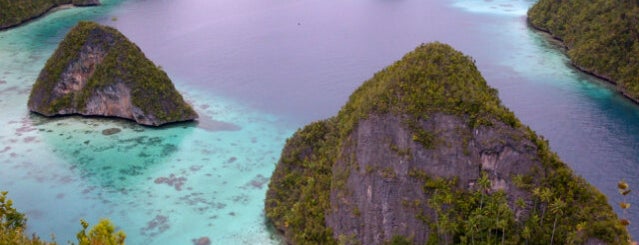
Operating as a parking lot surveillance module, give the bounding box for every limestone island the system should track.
[0,0,100,30]
[28,21,198,126]
[266,43,629,244]
[528,1,639,103]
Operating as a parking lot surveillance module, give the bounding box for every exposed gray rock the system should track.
[326,114,537,244]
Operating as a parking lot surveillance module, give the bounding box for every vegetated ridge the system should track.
[0,0,100,30]
[528,0,639,102]
[265,43,629,244]
[28,21,198,126]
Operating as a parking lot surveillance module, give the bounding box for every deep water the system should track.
[0,0,638,243]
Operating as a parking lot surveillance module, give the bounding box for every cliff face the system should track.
[325,113,537,244]
[528,0,639,102]
[0,0,101,30]
[266,43,628,244]
[28,22,197,126]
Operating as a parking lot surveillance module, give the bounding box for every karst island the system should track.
[266,43,629,244]
[28,21,198,126]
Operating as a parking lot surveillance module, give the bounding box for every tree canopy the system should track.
[1,191,126,245]
[528,0,639,101]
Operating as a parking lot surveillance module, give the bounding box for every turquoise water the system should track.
[453,0,639,237]
[0,1,292,244]
[1,0,639,243]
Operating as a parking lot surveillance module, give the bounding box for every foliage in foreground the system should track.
[1,191,125,245]
[528,0,639,101]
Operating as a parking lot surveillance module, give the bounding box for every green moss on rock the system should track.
[28,21,197,126]
[265,43,629,244]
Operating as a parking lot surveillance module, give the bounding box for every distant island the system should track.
[528,1,639,103]
[265,43,629,244]
[0,0,100,30]
[28,21,198,126]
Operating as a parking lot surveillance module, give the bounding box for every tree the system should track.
[549,198,566,245]
[1,191,54,245]
[1,191,126,245]
[532,187,553,227]
[0,191,26,231]
[76,219,126,245]
[477,172,491,210]
[618,180,635,244]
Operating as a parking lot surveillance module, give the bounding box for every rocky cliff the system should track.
[0,0,100,30]
[265,43,629,244]
[528,0,639,103]
[28,21,198,126]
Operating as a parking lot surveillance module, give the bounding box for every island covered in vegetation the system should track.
[528,0,639,102]
[28,21,198,126]
[265,43,629,244]
[0,0,100,30]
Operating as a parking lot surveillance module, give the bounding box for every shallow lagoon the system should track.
[1,0,639,243]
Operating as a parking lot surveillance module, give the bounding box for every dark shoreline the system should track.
[525,17,639,104]
[0,2,100,31]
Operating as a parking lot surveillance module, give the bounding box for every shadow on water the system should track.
[194,112,242,132]
[29,113,195,189]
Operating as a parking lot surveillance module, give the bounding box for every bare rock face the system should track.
[325,114,537,244]
[28,21,197,126]
[265,43,628,244]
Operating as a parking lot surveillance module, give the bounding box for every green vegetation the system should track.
[336,42,519,140]
[528,0,639,101]
[386,235,412,245]
[266,120,337,244]
[265,43,629,244]
[76,219,126,245]
[618,180,632,233]
[408,172,516,244]
[28,21,197,125]
[1,191,125,245]
[407,168,628,244]
[0,0,98,29]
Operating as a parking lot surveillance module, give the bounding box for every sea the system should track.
[1,0,638,243]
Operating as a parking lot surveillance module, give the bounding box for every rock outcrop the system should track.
[0,0,101,30]
[265,43,628,244]
[28,22,197,126]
